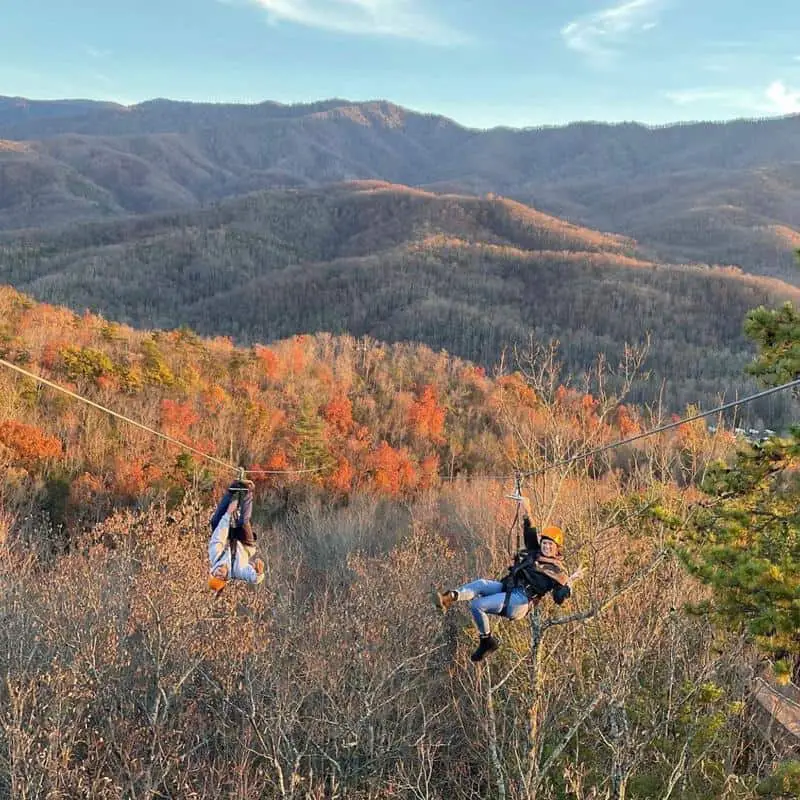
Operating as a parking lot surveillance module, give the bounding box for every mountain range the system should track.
[1,96,799,281]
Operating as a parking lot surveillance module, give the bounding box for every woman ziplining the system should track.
[434,493,584,662]
[207,479,266,595]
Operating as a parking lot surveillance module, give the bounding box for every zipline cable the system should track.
[1,357,797,483]
[0,356,324,476]
[519,377,800,479]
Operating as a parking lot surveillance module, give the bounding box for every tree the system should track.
[744,302,800,386]
[679,264,800,681]
[678,437,799,678]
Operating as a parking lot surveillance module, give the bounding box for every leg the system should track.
[466,591,508,663]
[434,578,504,613]
[455,579,504,603]
[467,590,508,636]
[208,512,232,579]
[503,588,532,621]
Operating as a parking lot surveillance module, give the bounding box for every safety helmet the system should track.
[208,575,227,592]
[541,526,564,548]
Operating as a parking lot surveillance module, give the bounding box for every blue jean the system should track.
[456,579,530,636]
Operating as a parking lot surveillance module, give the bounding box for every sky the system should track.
[2,0,799,129]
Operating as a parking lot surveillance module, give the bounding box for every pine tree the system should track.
[293,397,335,473]
[679,252,800,681]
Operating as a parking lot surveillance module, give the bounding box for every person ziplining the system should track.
[434,493,584,662]
[207,478,265,595]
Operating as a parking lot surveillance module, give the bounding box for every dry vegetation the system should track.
[1,290,796,798]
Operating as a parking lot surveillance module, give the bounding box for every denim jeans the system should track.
[456,579,530,636]
[208,511,264,586]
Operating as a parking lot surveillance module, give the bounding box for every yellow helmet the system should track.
[541,526,564,548]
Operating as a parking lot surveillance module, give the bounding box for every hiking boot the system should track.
[434,589,457,613]
[470,634,501,663]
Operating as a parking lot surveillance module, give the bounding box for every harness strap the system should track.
[499,588,514,617]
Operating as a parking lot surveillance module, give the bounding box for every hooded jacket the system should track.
[501,515,571,603]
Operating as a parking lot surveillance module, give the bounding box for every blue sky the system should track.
[2,0,799,128]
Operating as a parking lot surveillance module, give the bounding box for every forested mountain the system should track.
[1,96,799,279]
[1,182,797,422]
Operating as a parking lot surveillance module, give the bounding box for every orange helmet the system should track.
[541,526,564,548]
[208,575,227,592]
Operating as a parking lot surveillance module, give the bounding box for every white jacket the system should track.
[208,511,264,585]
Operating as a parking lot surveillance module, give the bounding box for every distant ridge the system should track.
[0,95,799,279]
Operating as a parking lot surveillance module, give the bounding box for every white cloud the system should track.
[85,46,112,59]
[241,0,467,44]
[765,80,800,114]
[562,0,664,61]
[664,87,757,107]
[665,81,800,116]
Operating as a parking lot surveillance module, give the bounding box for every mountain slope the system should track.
[1,97,799,279]
[1,182,797,420]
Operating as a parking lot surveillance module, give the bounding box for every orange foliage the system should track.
[312,362,335,388]
[419,454,441,489]
[201,384,229,414]
[675,415,706,449]
[346,425,373,459]
[459,364,488,391]
[254,345,282,380]
[40,338,71,370]
[324,394,354,435]
[327,456,355,494]
[615,404,640,437]
[369,441,418,496]
[114,457,163,498]
[160,399,200,433]
[407,385,446,443]
[250,449,291,486]
[69,472,105,506]
[496,373,538,407]
[0,420,62,465]
[96,374,118,393]
[286,336,309,376]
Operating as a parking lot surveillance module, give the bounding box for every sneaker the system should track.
[470,634,501,663]
[433,589,457,613]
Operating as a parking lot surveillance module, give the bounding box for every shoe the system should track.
[434,589,457,613]
[470,634,501,663]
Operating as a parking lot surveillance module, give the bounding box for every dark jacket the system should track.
[501,515,571,604]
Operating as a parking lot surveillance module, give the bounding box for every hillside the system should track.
[0,281,717,522]
[1,284,795,798]
[1,96,800,279]
[1,182,797,421]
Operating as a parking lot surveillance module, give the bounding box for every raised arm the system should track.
[519,495,541,552]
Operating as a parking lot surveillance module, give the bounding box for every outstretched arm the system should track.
[519,496,541,551]
[567,565,586,587]
[231,551,265,585]
[552,566,586,605]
